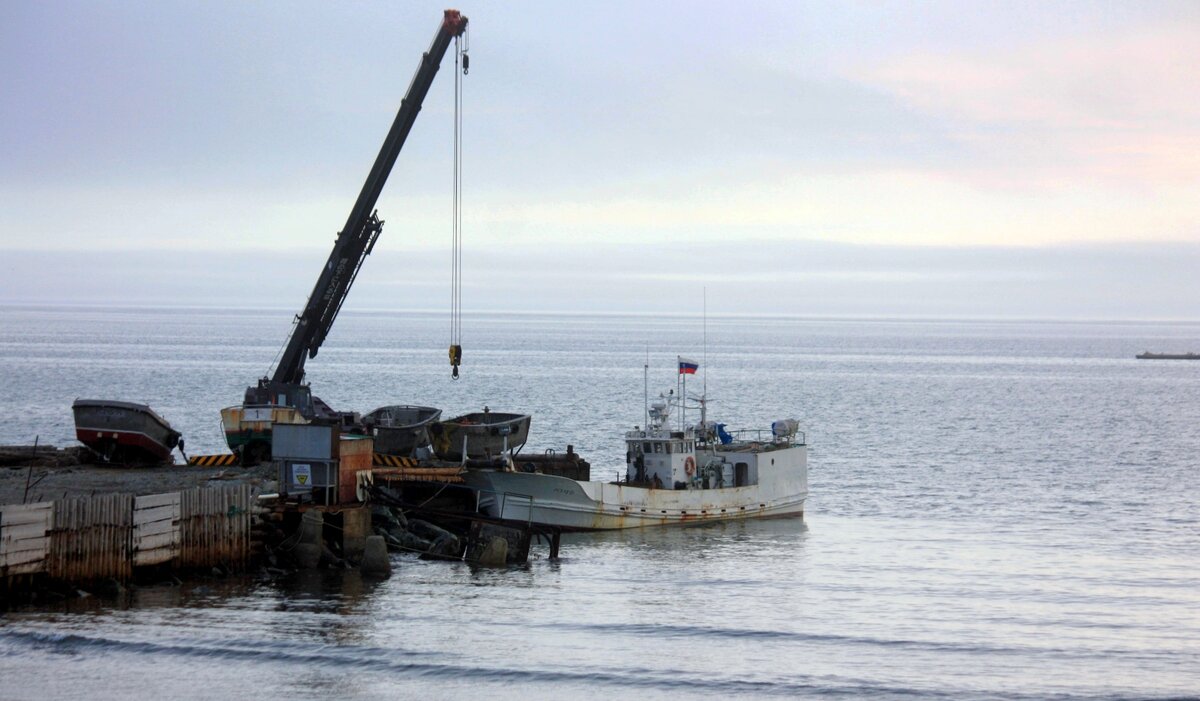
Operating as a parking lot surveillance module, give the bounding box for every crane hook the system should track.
[449,344,462,380]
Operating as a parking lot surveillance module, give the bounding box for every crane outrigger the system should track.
[222,10,469,463]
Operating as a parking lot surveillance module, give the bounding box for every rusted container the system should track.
[338,435,374,504]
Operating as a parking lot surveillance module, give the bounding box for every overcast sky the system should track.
[2,1,1198,318]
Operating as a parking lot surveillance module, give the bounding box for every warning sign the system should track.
[292,463,312,488]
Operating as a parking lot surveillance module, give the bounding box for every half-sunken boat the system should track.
[1136,351,1199,360]
[365,405,442,457]
[72,399,182,464]
[462,375,807,531]
[432,411,531,462]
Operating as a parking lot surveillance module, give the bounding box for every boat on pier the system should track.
[72,399,182,464]
[365,405,442,457]
[432,411,531,462]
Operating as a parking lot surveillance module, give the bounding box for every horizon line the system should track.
[1,300,1198,325]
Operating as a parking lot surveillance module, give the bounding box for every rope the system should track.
[449,34,465,379]
[265,314,300,381]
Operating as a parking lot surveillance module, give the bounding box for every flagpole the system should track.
[676,356,682,432]
[703,287,707,401]
[644,346,649,432]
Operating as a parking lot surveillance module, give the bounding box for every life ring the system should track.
[684,456,696,476]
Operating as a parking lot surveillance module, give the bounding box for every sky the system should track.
[1,1,1198,318]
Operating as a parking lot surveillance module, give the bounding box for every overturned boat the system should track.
[365,404,442,457]
[72,399,182,464]
[463,369,807,531]
[432,411,531,462]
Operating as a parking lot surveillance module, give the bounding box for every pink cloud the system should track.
[858,23,1200,188]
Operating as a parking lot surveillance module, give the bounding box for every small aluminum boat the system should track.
[432,411,530,462]
[364,405,442,456]
[72,399,182,464]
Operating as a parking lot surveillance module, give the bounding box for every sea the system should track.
[0,305,1198,700]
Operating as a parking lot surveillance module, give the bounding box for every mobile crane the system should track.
[223,10,468,462]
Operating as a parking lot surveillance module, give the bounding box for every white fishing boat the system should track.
[463,359,807,530]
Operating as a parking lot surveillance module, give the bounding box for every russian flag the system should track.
[678,357,699,375]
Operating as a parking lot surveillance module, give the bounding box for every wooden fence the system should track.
[49,493,133,584]
[134,492,181,567]
[180,484,252,569]
[1,485,252,587]
[0,501,52,577]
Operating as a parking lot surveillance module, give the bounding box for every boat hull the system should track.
[462,468,806,531]
[220,405,307,459]
[432,413,531,462]
[72,399,180,464]
[365,405,442,456]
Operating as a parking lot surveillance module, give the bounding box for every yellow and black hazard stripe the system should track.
[373,454,419,468]
[188,453,239,467]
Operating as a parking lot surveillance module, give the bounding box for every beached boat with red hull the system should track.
[72,399,181,464]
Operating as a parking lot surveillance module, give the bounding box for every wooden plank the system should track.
[2,521,53,541]
[135,531,179,552]
[7,560,46,576]
[135,492,179,509]
[1,501,52,577]
[135,519,176,538]
[135,548,175,567]
[0,502,55,526]
[4,537,52,557]
[2,534,52,552]
[135,493,179,569]
[3,543,52,567]
[133,504,178,527]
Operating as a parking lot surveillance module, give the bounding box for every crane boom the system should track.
[250,9,468,413]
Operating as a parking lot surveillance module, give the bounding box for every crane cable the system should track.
[449,33,467,379]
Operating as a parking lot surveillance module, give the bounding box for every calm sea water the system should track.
[1,305,1198,699]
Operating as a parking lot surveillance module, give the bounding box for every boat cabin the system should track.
[625,430,697,488]
[624,421,804,491]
